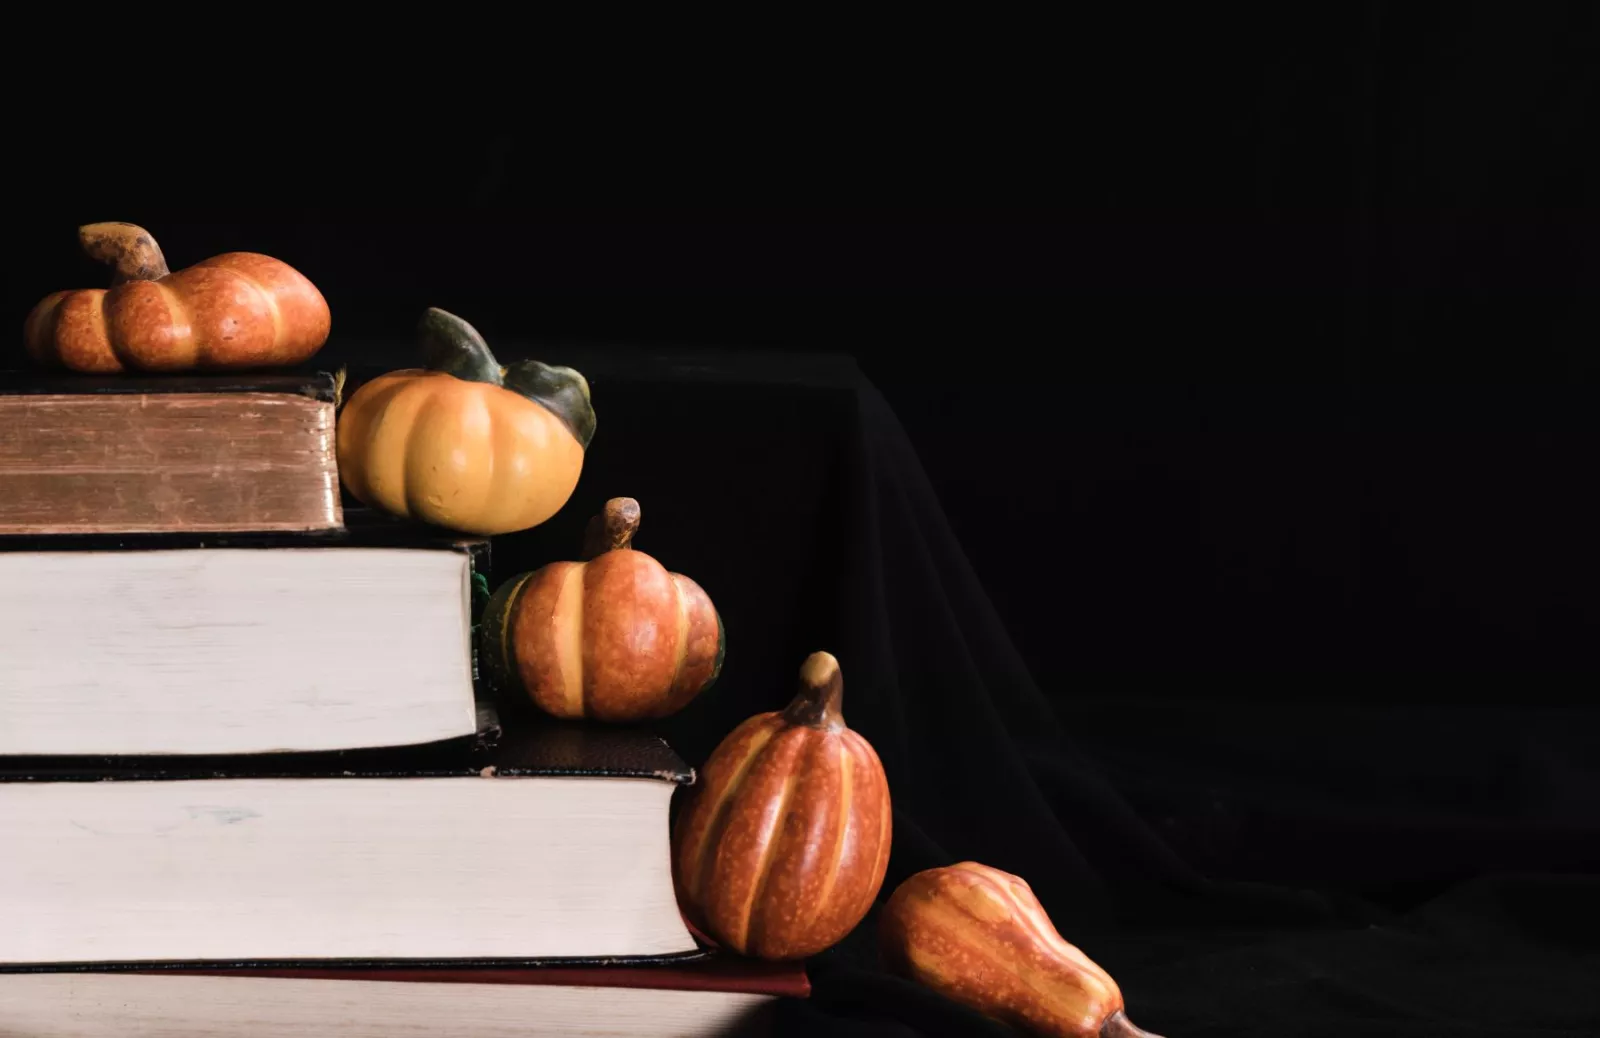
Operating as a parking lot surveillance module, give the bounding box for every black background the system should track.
[6,5,1598,1034]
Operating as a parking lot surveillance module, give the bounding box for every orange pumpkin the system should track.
[671,652,892,961]
[24,222,330,373]
[479,497,724,722]
[879,862,1165,1038]
[336,308,594,537]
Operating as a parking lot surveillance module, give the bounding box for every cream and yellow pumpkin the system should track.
[336,308,594,537]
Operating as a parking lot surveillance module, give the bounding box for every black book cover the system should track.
[0,506,487,556]
[0,371,337,401]
[0,718,693,785]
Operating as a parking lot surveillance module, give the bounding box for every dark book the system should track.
[0,512,493,757]
[0,371,342,536]
[0,955,805,1037]
[0,722,700,970]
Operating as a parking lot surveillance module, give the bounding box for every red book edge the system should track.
[153,957,809,1000]
[144,926,808,1000]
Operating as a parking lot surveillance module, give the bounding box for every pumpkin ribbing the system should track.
[504,551,717,720]
[672,651,892,961]
[25,223,330,374]
[879,863,1166,1038]
[335,309,590,537]
[480,497,724,723]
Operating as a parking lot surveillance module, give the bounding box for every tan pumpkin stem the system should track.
[78,222,171,285]
[581,497,642,559]
[1100,1010,1165,1038]
[783,652,845,729]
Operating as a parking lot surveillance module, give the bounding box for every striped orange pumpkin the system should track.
[671,651,892,961]
[879,862,1165,1038]
[24,222,330,373]
[479,497,724,722]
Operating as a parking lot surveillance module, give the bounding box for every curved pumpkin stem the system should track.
[78,222,170,285]
[1100,1010,1166,1038]
[418,307,503,385]
[416,307,597,451]
[503,359,596,450]
[784,652,845,729]
[581,498,641,560]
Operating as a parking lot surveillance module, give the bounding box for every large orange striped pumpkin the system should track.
[671,651,892,961]
[879,862,1165,1038]
[479,497,723,722]
[24,222,330,373]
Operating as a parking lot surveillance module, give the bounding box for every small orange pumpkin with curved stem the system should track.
[478,496,725,723]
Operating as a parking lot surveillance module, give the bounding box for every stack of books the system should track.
[0,373,805,1036]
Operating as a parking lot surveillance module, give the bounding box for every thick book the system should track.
[0,372,343,535]
[0,722,701,969]
[0,513,490,757]
[0,957,807,1037]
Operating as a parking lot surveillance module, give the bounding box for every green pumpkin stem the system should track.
[416,307,596,450]
[503,359,596,450]
[417,307,503,385]
[581,497,641,560]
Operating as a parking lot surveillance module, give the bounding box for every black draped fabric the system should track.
[7,5,1595,1032]
[376,346,1597,1038]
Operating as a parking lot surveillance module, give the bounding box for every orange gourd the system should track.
[879,862,1166,1038]
[24,222,330,373]
[336,308,594,537]
[671,652,892,961]
[479,497,725,722]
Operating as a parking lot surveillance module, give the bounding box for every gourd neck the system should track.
[79,222,171,285]
[1101,1011,1165,1038]
[581,498,642,560]
[416,307,597,450]
[783,651,845,730]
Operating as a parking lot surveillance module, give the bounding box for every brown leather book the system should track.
[0,372,342,535]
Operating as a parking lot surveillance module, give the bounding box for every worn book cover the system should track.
[0,371,342,535]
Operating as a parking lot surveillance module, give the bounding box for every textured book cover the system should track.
[0,371,342,535]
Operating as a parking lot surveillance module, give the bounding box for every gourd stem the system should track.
[78,222,170,285]
[581,498,641,559]
[1100,1010,1165,1038]
[783,652,845,729]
